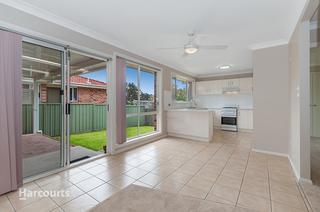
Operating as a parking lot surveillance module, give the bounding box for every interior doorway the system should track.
[310,9,320,186]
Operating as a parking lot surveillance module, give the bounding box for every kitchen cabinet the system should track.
[222,79,240,89]
[196,77,253,96]
[238,109,253,130]
[212,109,221,128]
[196,81,222,95]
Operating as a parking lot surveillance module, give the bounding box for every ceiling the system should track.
[1,0,307,77]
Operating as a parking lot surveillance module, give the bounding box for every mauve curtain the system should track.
[0,30,23,195]
[116,57,127,144]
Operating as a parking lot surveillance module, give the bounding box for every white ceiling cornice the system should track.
[249,39,289,51]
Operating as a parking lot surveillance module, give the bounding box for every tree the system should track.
[126,82,138,105]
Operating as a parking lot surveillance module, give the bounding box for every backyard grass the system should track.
[70,126,155,151]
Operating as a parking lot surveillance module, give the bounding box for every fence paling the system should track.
[22,104,150,137]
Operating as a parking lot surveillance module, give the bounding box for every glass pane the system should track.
[126,116,139,139]
[22,41,63,178]
[175,79,188,101]
[139,114,157,136]
[140,68,157,112]
[126,65,139,140]
[69,51,107,163]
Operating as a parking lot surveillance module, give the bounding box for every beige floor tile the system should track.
[155,179,185,194]
[66,171,92,184]
[58,168,83,178]
[16,197,57,212]
[237,192,271,212]
[61,194,98,212]
[138,173,163,187]
[270,180,300,195]
[241,181,270,199]
[87,183,120,202]
[166,171,193,184]
[40,179,73,191]
[271,190,307,210]
[216,175,242,190]
[50,185,84,206]
[137,161,158,171]
[124,167,148,180]
[95,171,121,182]
[0,195,14,212]
[150,165,176,178]
[186,176,214,193]
[272,201,308,212]
[85,165,108,175]
[206,184,239,206]
[35,174,63,187]
[75,177,105,192]
[107,175,135,189]
[179,185,208,199]
[78,162,99,170]
[197,200,235,212]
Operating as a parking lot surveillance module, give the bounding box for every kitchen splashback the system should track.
[196,94,253,109]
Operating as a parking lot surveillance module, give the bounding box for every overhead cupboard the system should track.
[196,77,253,96]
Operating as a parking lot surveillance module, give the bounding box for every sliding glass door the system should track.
[21,37,111,178]
[125,62,159,141]
[21,39,65,178]
[66,50,109,164]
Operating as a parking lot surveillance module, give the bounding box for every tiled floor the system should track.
[0,131,310,212]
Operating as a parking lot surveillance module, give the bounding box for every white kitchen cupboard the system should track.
[238,109,253,130]
[196,81,222,95]
[239,78,253,94]
[196,77,253,96]
[222,79,240,89]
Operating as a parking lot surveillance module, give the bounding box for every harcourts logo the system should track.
[18,188,70,200]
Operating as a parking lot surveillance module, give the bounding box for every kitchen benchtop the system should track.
[166,108,213,112]
[167,107,253,112]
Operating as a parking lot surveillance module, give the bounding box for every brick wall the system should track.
[78,87,107,104]
[40,84,48,103]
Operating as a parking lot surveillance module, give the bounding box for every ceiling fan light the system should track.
[184,46,198,54]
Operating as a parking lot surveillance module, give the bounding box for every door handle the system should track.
[310,104,318,107]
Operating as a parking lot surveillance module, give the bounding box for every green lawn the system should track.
[70,126,155,151]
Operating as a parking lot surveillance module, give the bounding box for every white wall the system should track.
[252,44,290,155]
[289,20,311,181]
[196,94,253,109]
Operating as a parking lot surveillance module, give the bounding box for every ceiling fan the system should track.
[157,32,228,56]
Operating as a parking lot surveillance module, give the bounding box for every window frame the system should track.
[69,87,78,102]
[172,75,194,103]
[125,62,160,141]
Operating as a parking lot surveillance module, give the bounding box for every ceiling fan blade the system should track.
[198,45,228,50]
[156,47,183,50]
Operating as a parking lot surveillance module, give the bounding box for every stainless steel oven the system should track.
[221,107,238,131]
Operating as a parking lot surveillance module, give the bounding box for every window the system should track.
[70,87,78,102]
[172,77,193,102]
[126,63,159,140]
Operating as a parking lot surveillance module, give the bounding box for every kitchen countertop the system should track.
[167,108,212,112]
[167,107,253,112]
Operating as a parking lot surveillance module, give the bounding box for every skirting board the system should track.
[167,133,212,142]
